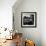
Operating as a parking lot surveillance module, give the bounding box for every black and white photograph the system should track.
[21,12,37,28]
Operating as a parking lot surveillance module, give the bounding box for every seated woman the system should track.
[15,33,22,46]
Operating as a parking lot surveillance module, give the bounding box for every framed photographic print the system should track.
[21,12,37,28]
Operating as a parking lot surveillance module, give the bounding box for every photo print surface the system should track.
[21,12,37,28]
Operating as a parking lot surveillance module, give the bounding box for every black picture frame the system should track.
[21,12,37,28]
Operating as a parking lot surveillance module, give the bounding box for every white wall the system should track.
[13,0,46,46]
[41,0,46,46]
[0,0,16,30]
